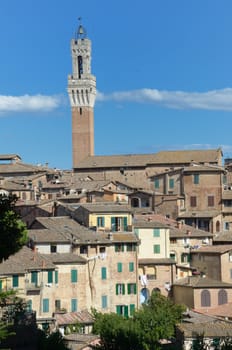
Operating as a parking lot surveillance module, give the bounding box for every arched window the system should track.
[201,290,211,307]
[218,289,228,305]
[140,288,150,304]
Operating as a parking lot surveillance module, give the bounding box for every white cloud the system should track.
[96,87,232,111]
[0,94,62,114]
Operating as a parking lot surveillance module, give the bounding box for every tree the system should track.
[0,194,28,260]
[37,330,70,350]
[92,292,185,350]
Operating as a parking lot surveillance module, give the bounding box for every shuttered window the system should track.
[71,269,78,283]
[43,298,49,313]
[71,299,78,312]
[12,275,19,288]
[47,271,53,283]
[101,267,107,280]
[117,263,123,273]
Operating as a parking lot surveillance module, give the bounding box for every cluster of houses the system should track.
[1,149,232,348]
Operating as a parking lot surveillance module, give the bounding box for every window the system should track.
[71,299,78,312]
[208,195,214,207]
[55,300,61,311]
[47,271,53,284]
[129,262,134,272]
[31,271,38,285]
[130,304,135,316]
[169,178,174,189]
[218,289,228,305]
[116,283,125,295]
[181,253,190,263]
[127,283,137,294]
[117,262,123,273]
[193,174,199,184]
[170,238,177,244]
[116,305,128,317]
[55,271,58,284]
[115,244,124,252]
[43,298,49,313]
[153,228,160,237]
[101,267,107,280]
[102,295,108,309]
[230,269,232,279]
[153,244,160,254]
[201,290,211,307]
[154,179,159,189]
[170,253,176,260]
[190,196,197,207]
[12,275,19,288]
[97,217,105,227]
[27,300,32,312]
[71,269,78,283]
[127,243,136,251]
[80,245,88,254]
[50,245,57,253]
[225,222,230,231]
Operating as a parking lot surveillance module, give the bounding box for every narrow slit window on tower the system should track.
[78,55,83,78]
[80,107,82,115]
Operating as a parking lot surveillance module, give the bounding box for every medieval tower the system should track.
[68,22,96,168]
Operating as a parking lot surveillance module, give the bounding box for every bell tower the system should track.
[68,22,96,168]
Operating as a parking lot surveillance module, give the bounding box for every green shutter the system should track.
[13,275,19,288]
[102,295,107,309]
[31,271,38,285]
[116,284,118,295]
[154,179,159,189]
[153,228,160,237]
[71,299,77,312]
[55,271,58,284]
[0,280,2,290]
[111,217,116,231]
[101,267,107,280]
[116,305,121,315]
[117,262,122,272]
[27,300,32,312]
[123,217,128,231]
[71,269,78,283]
[122,284,125,295]
[154,245,160,254]
[130,304,135,316]
[48,271,53,283]
[124,306,129,318]
[43,298,49,313]
[169,178,174,188]
[129,262,134,272]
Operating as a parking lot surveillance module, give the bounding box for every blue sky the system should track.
[1,0,232,169]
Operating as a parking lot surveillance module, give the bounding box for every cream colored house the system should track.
[133,220,175,300]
